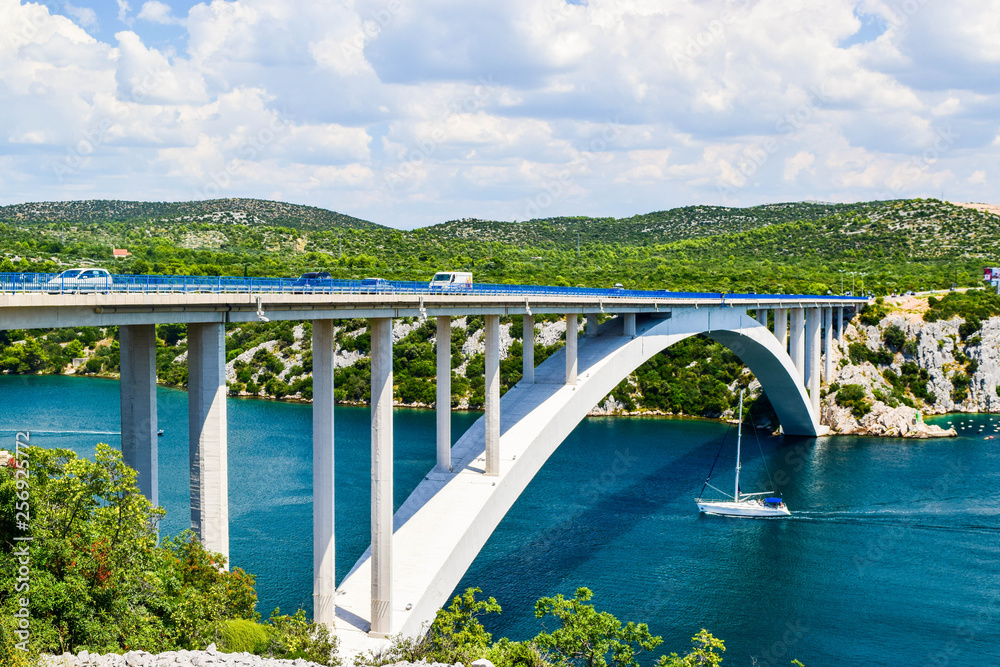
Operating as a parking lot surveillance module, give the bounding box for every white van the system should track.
[429,271,473,291]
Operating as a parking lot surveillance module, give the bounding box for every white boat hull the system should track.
[696,499,791,517]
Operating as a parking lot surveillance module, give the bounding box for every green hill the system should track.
[0,198,381,231]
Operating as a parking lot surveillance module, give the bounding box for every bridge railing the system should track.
[0,272,868,303]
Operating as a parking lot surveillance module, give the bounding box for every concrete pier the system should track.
[522,314,535,384]
[774,308,788,352]
[312,320,336,627]
[790,308,805,381]
[484,314,500,476]
[837,306,845,342]
[370,317,393,637]
[187,322,229,567]
[436,316,452,472]
[624,313,636,338]
[824,307,833,381]
[806,308,821,414]
[119,324,158,507]
[755,309,768,328]
[586,313,599,336]
[566,314,578,384]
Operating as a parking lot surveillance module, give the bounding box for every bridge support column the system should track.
[312,320,335,627]
[436,316,451,472]
[566,314,578,384]
[119,324,158,506]
[790,308,805,381]
[755,308,768,328]
[805,308,821,415]
[773,308,788,352]
[824,308,833,382]
[586,313,599,336]
[522,314,534,384]
[624,313,636,338]
[187,322,229,568]
[370,317,393,637]
[485,315,500,476]
[838,307,845,343]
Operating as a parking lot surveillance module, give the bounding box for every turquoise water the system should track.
[2,375,999,665]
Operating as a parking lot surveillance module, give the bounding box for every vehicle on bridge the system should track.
[45,268,112,294]
[359,277,392,294]
[429,271,473,292]
[291,271,333,292]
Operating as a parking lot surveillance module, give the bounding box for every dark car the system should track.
[291,271,333,292]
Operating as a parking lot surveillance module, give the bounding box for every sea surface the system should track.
[2,374,999,666]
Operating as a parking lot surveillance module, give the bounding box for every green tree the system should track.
[533,587,662,667]
[656,630,725,667]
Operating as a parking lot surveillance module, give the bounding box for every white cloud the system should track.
[2,0,1000,226]
[784,151,816,181]
[65,3,98,28]
[137,1,178,25]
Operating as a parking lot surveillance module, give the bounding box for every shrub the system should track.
[264,609,340,666]
[220,619,270,654]
[835,383,871,418]
[959,317,982,340]
[882,325,906,352]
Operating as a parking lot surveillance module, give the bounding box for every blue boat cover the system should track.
[765,497,783,504]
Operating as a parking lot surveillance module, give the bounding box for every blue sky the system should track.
[2,0,998,228]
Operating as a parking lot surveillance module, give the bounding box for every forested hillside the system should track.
[2,196,999,422]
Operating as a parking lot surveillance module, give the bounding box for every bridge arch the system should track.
[335,307,820,645]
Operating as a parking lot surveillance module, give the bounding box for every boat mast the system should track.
[734,389,743,503]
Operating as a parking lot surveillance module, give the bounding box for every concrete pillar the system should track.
[120,324,158,506]
[824,307,833,382]
[624,313,636,338]
[806,308,821,415]
[774,308,788,352]
[187,322,229,567]
[436,316,451,473]
[586,313,599,336]
[566,314,578,384]
[838,306,845,343]
[790,308,805,381]
[522,314,534,385]
[312,320,335,627]
[370,317,393,637]
[755,308,768,328]
[484,314,500,476]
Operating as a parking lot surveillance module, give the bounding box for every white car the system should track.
[46,268,113,294]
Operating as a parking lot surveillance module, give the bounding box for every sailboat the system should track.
[695,390,790,518]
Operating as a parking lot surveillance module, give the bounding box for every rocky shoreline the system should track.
[39,645,327,667]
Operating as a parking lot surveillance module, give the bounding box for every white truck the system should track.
[429,271,473,291]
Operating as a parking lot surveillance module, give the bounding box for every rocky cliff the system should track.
[819,298,1000,436]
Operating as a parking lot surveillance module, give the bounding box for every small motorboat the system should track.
[157,429,164,436]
